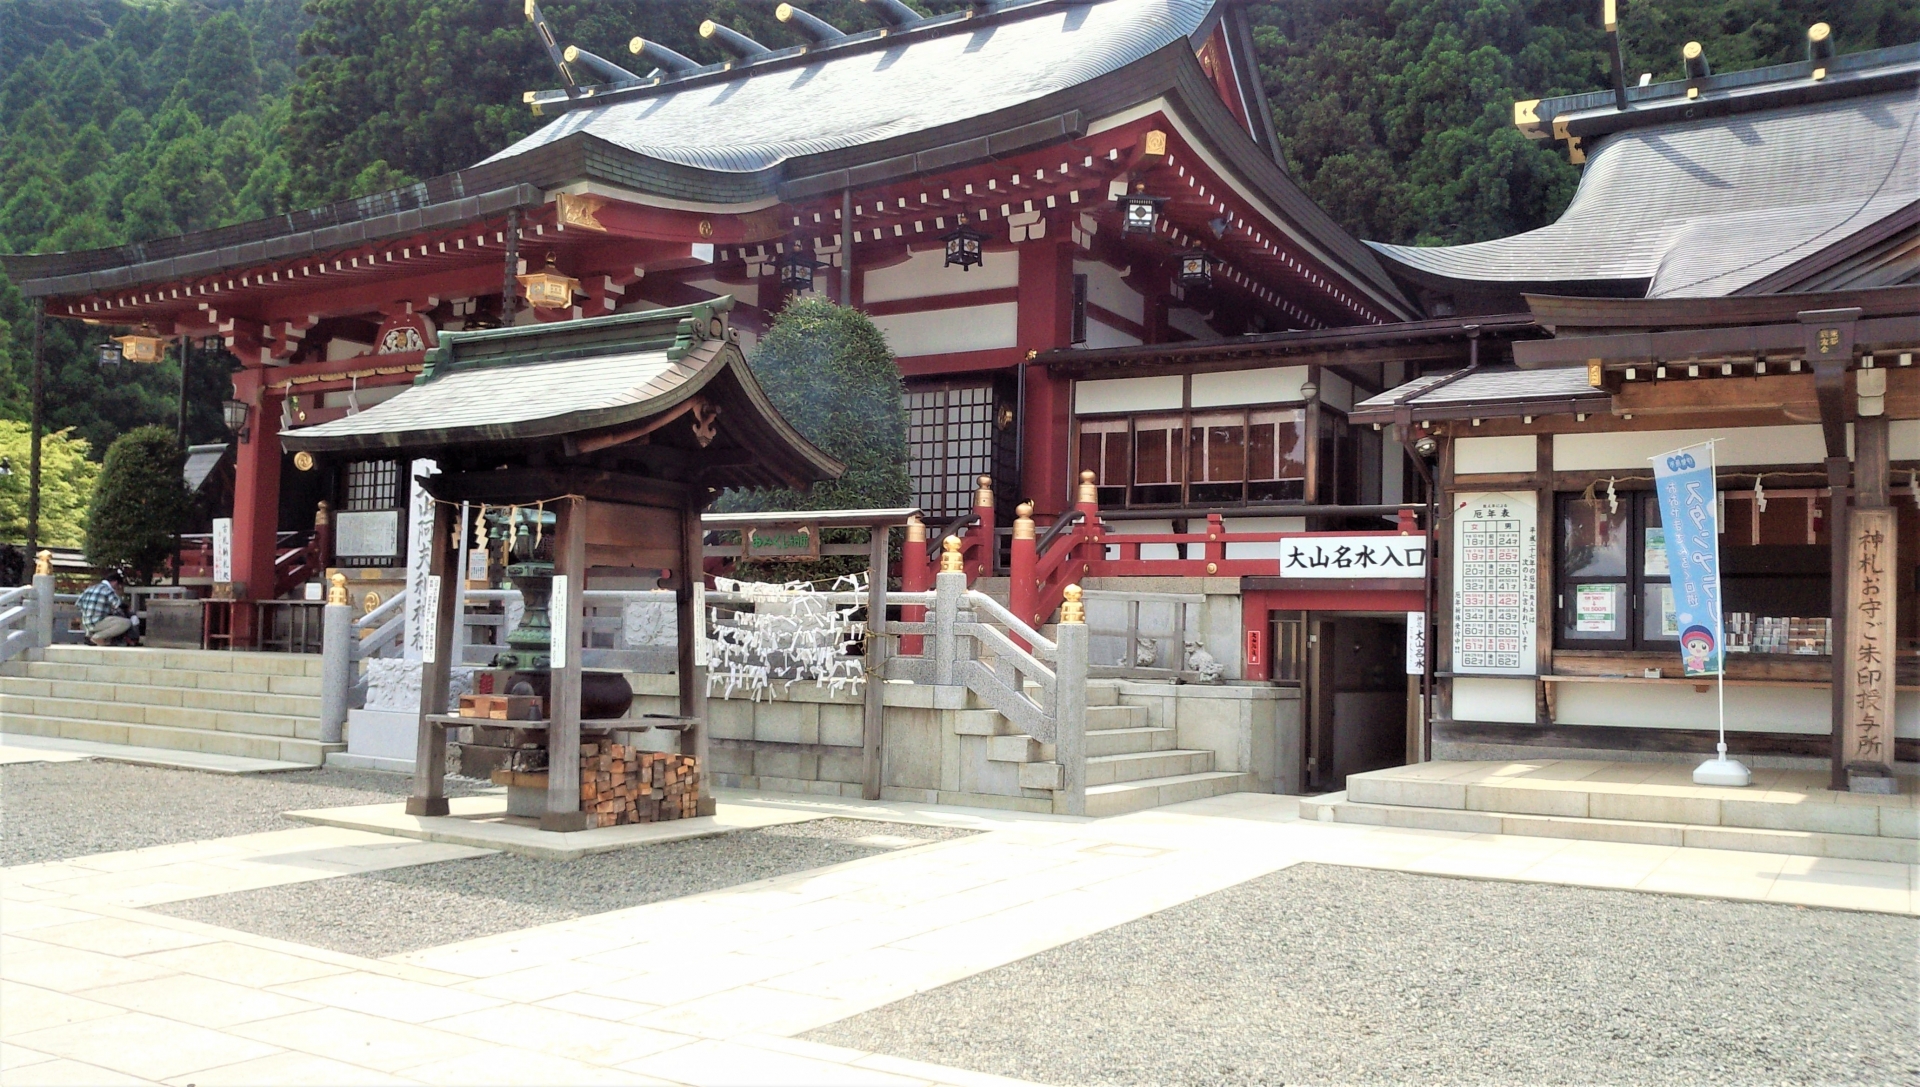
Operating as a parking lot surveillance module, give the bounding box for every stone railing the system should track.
[0,562,61,663]
[888,537,1089,815]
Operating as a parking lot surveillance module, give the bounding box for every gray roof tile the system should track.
[1370,88,1920,298]
[484,0,1212,176]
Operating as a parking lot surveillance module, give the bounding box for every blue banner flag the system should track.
[1652,442,1723,677]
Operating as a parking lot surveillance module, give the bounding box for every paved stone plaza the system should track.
[2,741,1915,1086]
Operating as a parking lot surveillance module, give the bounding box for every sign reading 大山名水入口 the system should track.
[1278,535,1427,578]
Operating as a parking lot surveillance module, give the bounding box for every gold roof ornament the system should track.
[940,535,964,574]
[327,572,348,606]
[1060,583,1085,624]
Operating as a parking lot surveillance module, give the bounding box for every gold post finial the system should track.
[905,513,926,543]
[975,475,994,509]
[1013,502,1035,541]
[327,572,348,606]
[940,535,965,574]
[313,499,330,526]
[34,550,52,577]
[1060,584,1085,624]
[1077,469,1098,505]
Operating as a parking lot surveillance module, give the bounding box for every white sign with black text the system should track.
[1279,535,1427,578]
[211,517,232,583]
[1406,612,1426,675]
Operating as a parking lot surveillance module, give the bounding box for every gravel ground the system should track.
[148,818,975,958]
[0,760,487,867]
[809,863,1920,1087]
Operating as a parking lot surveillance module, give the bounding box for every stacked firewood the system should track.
[580,742,700,826]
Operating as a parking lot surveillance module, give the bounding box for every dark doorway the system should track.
[1304,614,1409,791]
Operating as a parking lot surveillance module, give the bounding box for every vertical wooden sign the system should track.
[1841,508,1897,771]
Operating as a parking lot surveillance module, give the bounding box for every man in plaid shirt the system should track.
[77,570,135,645]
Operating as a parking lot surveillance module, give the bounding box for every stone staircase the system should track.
[971,679,1249,817]
[0,645,339,765]
[1300,761,1917,864]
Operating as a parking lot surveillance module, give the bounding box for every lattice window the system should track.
[343,460,400,510]
[904,385,996,522]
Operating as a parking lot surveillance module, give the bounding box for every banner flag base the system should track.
[1693,742,1752,787]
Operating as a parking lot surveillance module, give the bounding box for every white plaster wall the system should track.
[1076,375,1182,414]
[1102,519,1180,560]
[1083,318,1143,349]
[1456,435,1537,475]
[681,277,758,310]
[1166,306,1215,340]
[1221,516,1306,560]
[325,338,372,362]
[1889,419,1920,460]
[1190,366,1308,408]
[868,303,1018,357]
[1554,425,1826,471]
[321,385,406,410]
[1452,677,1536,723]
[1074,258,1144,324]
[1318,371,1355,413]
[866,246,1018,302]
[1553,682,1832,734]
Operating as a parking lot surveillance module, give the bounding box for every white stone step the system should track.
[1087,748,1214,785]
[0,675,321,718]
[35,645,325,678]
[1085,704,1144,729]
[0,692,321,740]
[3,657,324,695]
[1085,771,1251,817]
[1086,725,1176,757]
[1299,793,1918,864]
[2,712,342,765]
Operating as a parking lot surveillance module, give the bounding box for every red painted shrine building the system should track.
[8,0,1417,610]
[12,0,1917,786]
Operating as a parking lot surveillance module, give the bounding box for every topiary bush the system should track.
[84,424,190,583]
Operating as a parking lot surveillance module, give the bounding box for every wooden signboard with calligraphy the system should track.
[1841,507,1897,771]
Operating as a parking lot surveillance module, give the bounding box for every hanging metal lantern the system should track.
[96,342,124,370]
[517,253,580,309]
[221,398,252,441]
[942,217,986,270]
[779,245,822,291]
[1174,250,1218,289]
[1118,184,1167,236]
[112,327,167,363]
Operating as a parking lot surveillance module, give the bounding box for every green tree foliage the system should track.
[730,297,910,514]
[0,420,98,548]
[720,297,910,582]
[1253,0,1920,247]
[84,424,189,581]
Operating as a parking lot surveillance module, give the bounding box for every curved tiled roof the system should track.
[484,0,1215,175]
[1370,88,1920,298]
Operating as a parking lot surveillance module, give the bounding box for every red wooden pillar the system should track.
[1009,503,1038,643]
[901,514,929,655]
[229,370,280,645]
[1017,239,1074,515]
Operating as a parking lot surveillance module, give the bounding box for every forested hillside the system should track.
[0,0,1915,467]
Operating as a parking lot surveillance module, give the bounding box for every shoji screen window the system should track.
[1130,414,1185,505]
[1078,418,1129,508]
[1247,408,1307,501]
[1187,412,1247,504]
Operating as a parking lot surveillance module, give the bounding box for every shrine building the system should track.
[5,0,1918,795]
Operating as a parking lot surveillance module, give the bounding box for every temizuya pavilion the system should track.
[282,298,841,829]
